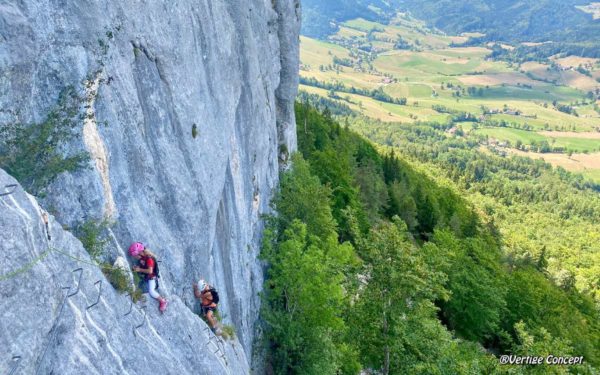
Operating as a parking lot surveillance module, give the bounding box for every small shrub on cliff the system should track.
[101,263,145,302]
[0,86,89,196]
[76,218,111,261]
[221,324,236,340]
[76,218,143,301]
[101,262,129,291]
[130,273,145,303]
[75,218,145,303]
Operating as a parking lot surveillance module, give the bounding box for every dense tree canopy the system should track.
[259,104,599,374]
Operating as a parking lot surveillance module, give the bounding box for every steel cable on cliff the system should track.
[0,246,125,282]
[0,248,53,282]
[0,186,112,281]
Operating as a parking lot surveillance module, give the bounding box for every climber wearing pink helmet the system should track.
[128,242,144,257]
[129,242,168,313]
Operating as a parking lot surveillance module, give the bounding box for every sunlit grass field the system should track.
[299,13,600,181]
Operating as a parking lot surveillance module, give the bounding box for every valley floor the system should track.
[299,12,600,182]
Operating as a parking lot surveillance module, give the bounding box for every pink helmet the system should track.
[128,242,144,256]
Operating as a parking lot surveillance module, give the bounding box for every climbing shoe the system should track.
[159,298,168,312]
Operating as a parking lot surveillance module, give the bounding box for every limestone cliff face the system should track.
[0,1,300,373]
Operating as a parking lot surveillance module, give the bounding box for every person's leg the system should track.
[206,310,217,328]
[148,279,160,299]
[207,309,222,335]
[148,279,167,311]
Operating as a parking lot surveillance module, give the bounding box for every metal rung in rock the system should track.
[134,306,147,329]
[0,184,17,197]
[124,292,134,316]
[67,268,83,297]
[86,280,103,310]
[8,355,21,375]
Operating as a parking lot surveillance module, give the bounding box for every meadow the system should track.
[299,13,600,180]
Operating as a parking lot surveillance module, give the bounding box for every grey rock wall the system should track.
[0,170,248,375]
[0,0,300,373]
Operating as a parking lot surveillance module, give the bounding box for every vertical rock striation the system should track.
[0,0,300,373]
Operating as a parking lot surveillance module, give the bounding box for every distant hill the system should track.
[302,0,600,56]
[301,0,395,38]
[396,0,599,44]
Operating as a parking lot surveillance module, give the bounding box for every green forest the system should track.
[346,114,600,302]
[259,103,599,374]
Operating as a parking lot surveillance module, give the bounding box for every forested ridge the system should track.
[348,115,600,304]
[396,0,599,44]
[301,0,396,38]
[259,103,599,374]
[302,0,600,59]
[302,0,600,44]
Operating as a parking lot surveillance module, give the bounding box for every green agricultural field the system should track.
[582,169,600,183]
[343,18,385,32]
[475,127,547,144]
[551,137,600,153]
[335,26,366,39]
[435,47,490,59]
[384,82,433,98]
[480,86,561,101]
[299,15,600,175]
[300,21,599,120]
[299,84,405,122]
[374,52,482,78]
[474,127,600,152]
[300,37,350,67]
